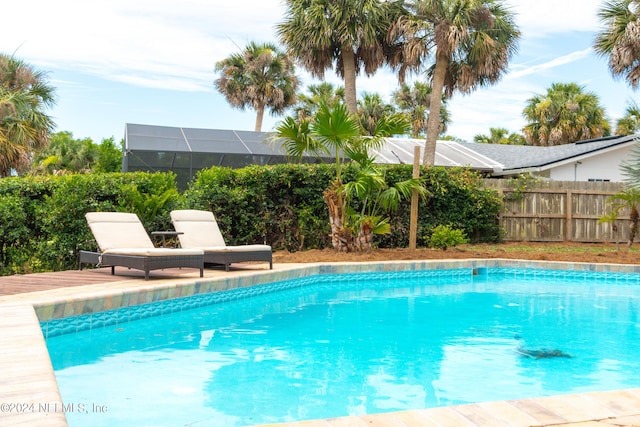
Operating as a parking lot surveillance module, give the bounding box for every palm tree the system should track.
[276,0,404,114]
[342,142,430,250]
[594,0,640,89]
[616,101,640,135]
[215,41,299,132]
[275,102,426,251]
[0,54,56,177]
[391,0,520,165]
[522,82,610,146]
[621,140,640,185]
[474,127,526,145]
[392,81,450,138]
[604,188,640,249]
[293,82,345,122]
[357,92,396,136]
[598,210,621,250]
[610,140,640,249]
[31,131,98,174]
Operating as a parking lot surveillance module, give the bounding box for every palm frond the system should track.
[273,116,329,161]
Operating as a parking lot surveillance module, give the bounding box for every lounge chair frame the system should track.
[202,250,272,272]
[79,250,204,280]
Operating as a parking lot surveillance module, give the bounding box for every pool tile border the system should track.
[41,267,477,337]
[33,258,640,326]
[4,258,640,427]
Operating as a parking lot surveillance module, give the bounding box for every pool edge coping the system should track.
[4,258,640,427]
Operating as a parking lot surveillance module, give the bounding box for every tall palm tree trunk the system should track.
[255,105,265,132]
[341,45,358,114]
[423,51,447,166]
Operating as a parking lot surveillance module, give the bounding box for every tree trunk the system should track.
[323,179,376,253]
[628,207,638,250]
[255,104,265,132]
[341,45,358,115]
[323,181,352,252]
[354,222,374,251]
[423,49,448,166]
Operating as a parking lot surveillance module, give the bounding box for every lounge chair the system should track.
[170,209,272,271]
[79,212,204,280]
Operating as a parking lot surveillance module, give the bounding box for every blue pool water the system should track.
[45,268,640,427]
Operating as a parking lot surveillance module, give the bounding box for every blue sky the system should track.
[0,0,633,144]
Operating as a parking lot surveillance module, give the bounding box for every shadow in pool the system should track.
[516,347,572,359]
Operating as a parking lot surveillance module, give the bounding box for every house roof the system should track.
[124,123,503,171]
[457,134,639,173]
[125,123,285,156]
[370,137,502,171]
[124,123,639,176]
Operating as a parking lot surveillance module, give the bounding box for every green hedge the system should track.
[378,166,503,247]
[0,165,502,275]
[181,164,502,250]
[0,172,179,275]
[180,164,335,251]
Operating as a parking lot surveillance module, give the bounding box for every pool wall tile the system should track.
[42,267,464,336]
[62,302,76,318]
[34,304,54,320]
[102,294,114,311]
[34,259,640,339]
[52,302,66,319]
[126,291,140,306]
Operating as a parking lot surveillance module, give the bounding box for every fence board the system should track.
[482,180,631,242]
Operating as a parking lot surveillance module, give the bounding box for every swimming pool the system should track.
[44,267,640,427]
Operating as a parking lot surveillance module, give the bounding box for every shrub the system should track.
[427,224,469,250]
[182,163,334,251]
[378,166,502,248]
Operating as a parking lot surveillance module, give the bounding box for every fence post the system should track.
[409,146,421,250]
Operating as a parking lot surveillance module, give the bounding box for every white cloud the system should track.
[2,0,604,95]
[445,81,534,141]
[508,48,594,79]
[1,0,285,92]
[507,0,603,35]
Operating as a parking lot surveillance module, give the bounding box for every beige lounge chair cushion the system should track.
[101,247,203,256]
[170,210,271,251]
[171,210,227,248]
[86,212,202,256]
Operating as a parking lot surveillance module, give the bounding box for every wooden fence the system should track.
[482,180,631,242]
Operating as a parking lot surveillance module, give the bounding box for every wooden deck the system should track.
[0,266,204,296]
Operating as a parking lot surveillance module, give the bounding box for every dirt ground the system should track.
[272,241,640,265]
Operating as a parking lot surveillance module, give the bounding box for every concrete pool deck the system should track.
[2,259,640,427]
